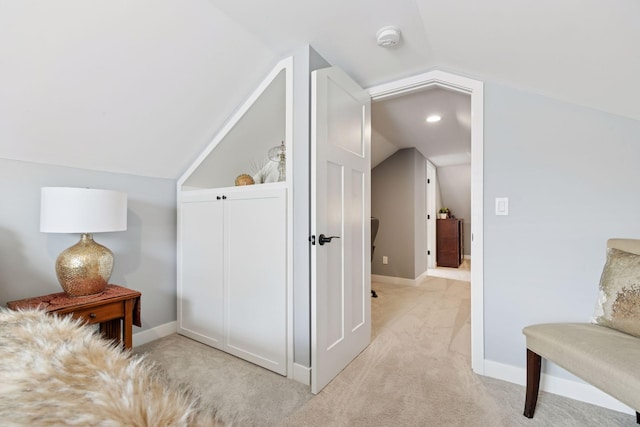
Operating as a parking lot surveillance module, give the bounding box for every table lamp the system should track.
[40,187,127,297]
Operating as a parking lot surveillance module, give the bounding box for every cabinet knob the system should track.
[216,196,221,200]
[222,195,227,200]
[89,313,97,318]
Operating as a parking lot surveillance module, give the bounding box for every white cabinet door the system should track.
[225,188,287,375]
[178,194,224,347]
[178,187,287,375]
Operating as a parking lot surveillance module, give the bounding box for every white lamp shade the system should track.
[40,187,127,233]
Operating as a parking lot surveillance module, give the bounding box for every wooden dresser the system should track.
[436,218,464,268]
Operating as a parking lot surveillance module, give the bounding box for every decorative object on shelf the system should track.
[439,207,450,219]
[250,158,270,184]
[40,187,127,297]
[268,141,286,182]
[235,174,255,186]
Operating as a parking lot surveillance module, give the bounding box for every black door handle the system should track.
[318,234,340,245]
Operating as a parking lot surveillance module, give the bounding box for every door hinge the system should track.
[428,250,431,255]
[309,235,316,245]
[427,214,430,220]
[427,178,430,184]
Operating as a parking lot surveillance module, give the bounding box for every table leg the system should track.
[123,299,133,350]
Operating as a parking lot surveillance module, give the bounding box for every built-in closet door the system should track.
[178,195,224,347]
[224,188,287,375]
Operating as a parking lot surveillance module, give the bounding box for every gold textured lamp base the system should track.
[55,233,114,297]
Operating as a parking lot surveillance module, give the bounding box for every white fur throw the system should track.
[0,308,217,426]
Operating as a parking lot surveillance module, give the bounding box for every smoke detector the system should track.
[376,26,401,48]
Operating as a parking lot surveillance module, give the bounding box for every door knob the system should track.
[318,234,340,245]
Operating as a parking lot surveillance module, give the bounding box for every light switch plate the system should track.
[495,197,509,215]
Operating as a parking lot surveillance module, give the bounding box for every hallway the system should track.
[427,258,471,281]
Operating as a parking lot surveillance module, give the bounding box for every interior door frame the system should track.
[426,160,437,269]
[367,70,484,374]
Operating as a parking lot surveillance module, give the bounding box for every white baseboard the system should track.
[482,359,635,415]
[133,321,177,348]
[371,274,424,287]
[293,363,311,386]
[464,254,471,260]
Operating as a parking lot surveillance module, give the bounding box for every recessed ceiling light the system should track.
[426,115,441,123]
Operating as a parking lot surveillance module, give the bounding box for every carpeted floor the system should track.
[136,276,636,426]
[135,334,311,426]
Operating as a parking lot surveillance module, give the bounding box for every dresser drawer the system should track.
[62,301,125,324]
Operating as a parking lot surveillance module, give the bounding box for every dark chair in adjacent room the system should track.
[371,217,379,298]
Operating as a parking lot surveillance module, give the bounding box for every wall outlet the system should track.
[382,256,388,265]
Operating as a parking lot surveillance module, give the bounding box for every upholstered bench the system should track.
[523,239,640,423]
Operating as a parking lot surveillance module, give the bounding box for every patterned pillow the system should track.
[592,247,640,337]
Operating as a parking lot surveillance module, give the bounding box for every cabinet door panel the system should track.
[225,189,287,375]
[178,199,224,347]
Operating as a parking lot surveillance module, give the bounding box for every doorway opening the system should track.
[367,70,484,374]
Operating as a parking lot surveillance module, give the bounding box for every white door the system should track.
[178,192,224,347]
[311,67,371,394]
[225,188,287,375]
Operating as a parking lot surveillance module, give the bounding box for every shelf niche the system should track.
[180,60,290,191]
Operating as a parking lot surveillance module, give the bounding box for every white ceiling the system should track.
[372,87,470,168]
[1,0,638,178]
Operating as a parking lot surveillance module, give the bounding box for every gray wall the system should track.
[0,158,176,331]
[437,164,471,256]
[371,148,427,279]
[483,82,640,378]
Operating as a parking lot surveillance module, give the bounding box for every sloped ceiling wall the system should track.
[1,0,639,178]
[0,0,278,178]
[209,0,640,121]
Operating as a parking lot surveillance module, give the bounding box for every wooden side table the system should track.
[7,284,141,350]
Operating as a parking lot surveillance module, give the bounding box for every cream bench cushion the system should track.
[523,322,640,411]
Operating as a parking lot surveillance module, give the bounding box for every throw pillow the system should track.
[592,247,640,337]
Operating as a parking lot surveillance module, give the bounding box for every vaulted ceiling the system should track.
[1,0,637,178]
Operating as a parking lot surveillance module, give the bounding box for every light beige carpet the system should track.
[137,277,636,426]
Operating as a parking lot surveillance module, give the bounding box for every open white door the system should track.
[311,66,371,394]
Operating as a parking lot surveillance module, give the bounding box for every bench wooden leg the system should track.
[524,348,542,418]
